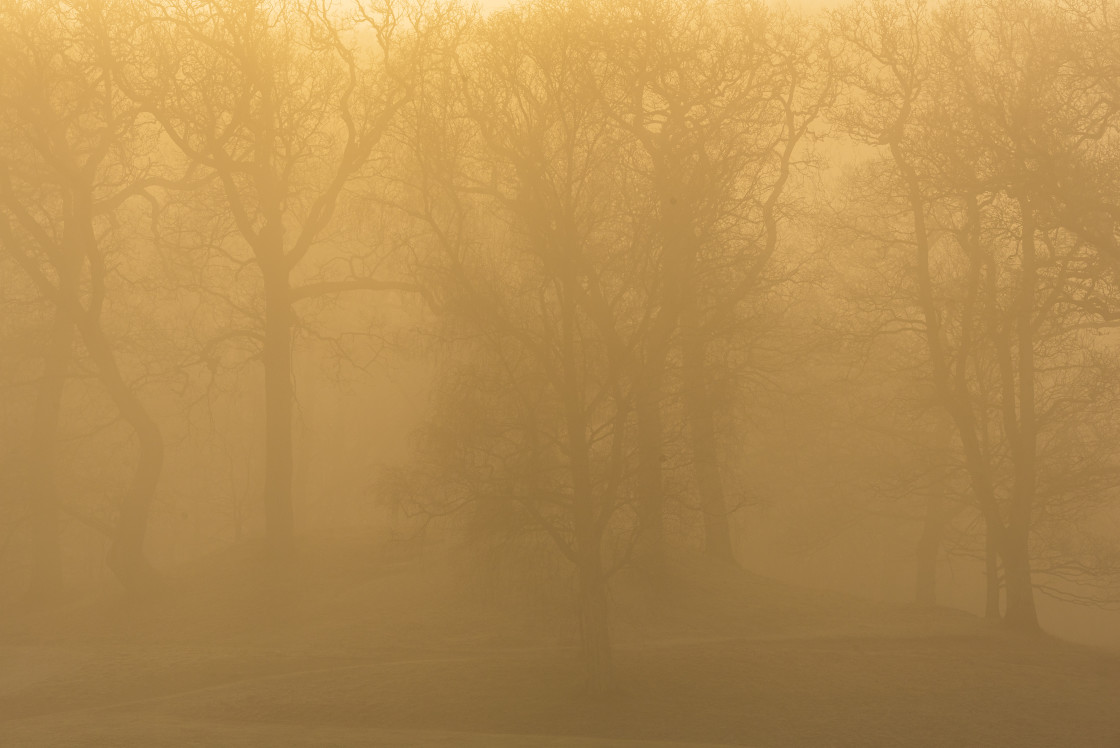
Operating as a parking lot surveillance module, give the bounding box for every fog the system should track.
[2,0,1120,744]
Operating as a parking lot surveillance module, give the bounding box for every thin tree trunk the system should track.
[680,295,734,563]
[577,540,613,694]
[915,485,944,607]
[262,248,296,568]
[916,422,953,607]
[896,148,1022,625]
[25,309,74,603]
[255,69,296,571]
[1003,196,1039,631]
[1002,524,1037,629]
[633,190,690,576]
[635,366,666,577]
[985,519,1001,620]
[559,274,614,692]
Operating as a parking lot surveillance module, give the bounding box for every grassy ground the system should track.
[2,537,1118,747]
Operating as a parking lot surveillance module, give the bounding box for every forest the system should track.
[2,0,1120,744]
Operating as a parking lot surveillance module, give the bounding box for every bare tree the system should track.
[389,0,653,691]
[0,0,169,595]
[591,0,831,563]
[128,0,429,567]
[833,0,1120,628]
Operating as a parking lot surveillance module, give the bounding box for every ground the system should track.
[2,537,1118,747]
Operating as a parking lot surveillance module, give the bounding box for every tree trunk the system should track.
[559,275,614,692]
[985,519,1001,620]
[1003,196,1039,632]
[915,485,944,607]
[1001,523,1037,629]
[634,184,689,571]
[916,422,954,607]
[262,249,296,568]
[634,367,666,577]
[106,432,162,596]
[577,540,613,694]
[57,191,166,595]
[81,323,163,596]
[680,296,734,563]
[25,309,74,603]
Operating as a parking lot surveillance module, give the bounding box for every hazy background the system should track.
[2,0,1120,743]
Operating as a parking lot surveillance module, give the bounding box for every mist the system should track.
[2,0,1120,744]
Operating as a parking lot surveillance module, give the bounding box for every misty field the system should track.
[3,538,1119,747]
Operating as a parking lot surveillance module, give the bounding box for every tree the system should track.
[592,0,831,563]
[833,0,1120,628]
[130,0,428,567]
[390,0,652,691]
[0,0,168,596]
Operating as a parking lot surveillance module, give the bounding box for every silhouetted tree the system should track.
[0,0,171,596]
[128,0,429,567]
[834,0,1120,627]
[590,0,831,563]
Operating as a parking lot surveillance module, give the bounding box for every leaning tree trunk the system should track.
[54,194,167,596]
[80,322,164,596]
[25,309,74,603]
[680,295,734,563]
